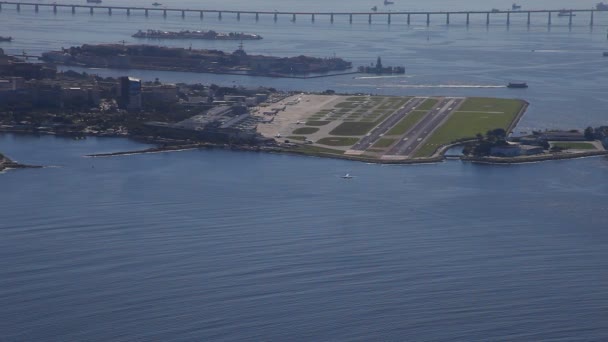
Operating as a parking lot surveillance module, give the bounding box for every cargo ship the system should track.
[507,82,528,88]
[132,30,262,40]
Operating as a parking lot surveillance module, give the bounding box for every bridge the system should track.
[0,1,605,26]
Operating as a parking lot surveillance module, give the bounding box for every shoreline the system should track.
[0,154,42,173]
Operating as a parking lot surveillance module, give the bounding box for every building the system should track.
[142,84,178,106]
[118,76,142,110]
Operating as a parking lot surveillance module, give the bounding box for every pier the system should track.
[0,1,605,26]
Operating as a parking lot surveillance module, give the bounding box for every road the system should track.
[350,97,426,151]
[386,97,464,157]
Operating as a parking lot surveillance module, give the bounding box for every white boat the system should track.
[341,173,354,179]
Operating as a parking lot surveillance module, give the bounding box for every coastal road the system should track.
[350,97,426,151]
[385,97,464,157]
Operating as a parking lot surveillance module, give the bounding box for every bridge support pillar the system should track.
[407,13,410,25]
[590,10,594,26]
[16,3,20,12]
[446,13,449,25]
[569,12,572,26]
[108,7,112,15]
[292,13,295,22]
[273,12,277,21]
[507,12,510,25]
[53,5,57,13]
[548,12,551,25]
[527,12,530,25]
[162,9,166,17]
[237,12,241,20]
[311,13,314,22]
[91,7,94,15]
[219,11,222,19]
[331,13,334,23]
[256,12,259,21]
[0,3,2,11]
[486,12,490,25]
[145,9,148,16]
[466,12,469,25]
[35,4,39,12]
[368,14,372,24]
[388,13,391,24]
[72,6,75,14]
[181,10,185,18]
[349,14,352,23]
[426,13,430,25]
[127,8,130,16]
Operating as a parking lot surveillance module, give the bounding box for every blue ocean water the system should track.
[2,0,608,340]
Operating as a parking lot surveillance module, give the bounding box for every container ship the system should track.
[132,30,262,40]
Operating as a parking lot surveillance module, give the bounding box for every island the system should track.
[41,44,353,78]
[132,29,263,40]
[0,152,40,172]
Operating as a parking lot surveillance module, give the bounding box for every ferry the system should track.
[384,0,395,5]
[152,2,162,6]
[557,10,575,17]
[512,3,521,10]
[371,6,378,11]
[507,82,528,89]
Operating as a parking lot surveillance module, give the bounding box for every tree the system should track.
[584,126,595,141]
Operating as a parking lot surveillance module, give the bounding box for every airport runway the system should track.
[386,97,464,157]
[350,97,426,151]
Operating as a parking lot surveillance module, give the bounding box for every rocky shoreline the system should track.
[0,154,42,172]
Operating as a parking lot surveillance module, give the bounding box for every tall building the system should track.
[118,76,142,110]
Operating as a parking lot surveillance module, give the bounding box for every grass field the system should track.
[296,145,345,155]
[316,137,360,146]
[286,136,306,141]
[372,138,396,148]
[305,120,331,126]
[293,127,319,135]
[329,122,376,136]
[387,111,427,136]
[552,142,597,150]
[413,98,524,158]
[416,99,439,111]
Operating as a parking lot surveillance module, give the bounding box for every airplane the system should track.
[341,173,354,179]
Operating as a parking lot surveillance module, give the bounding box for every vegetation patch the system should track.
[306,121,331,126]
[416,98,439,111]
[372,138,396,148]
[316,137,360,146]
[551,142,596,150]
[387,111,427,135]
[413,108,520,157]
[286,136,306,141]
[296,145,345,155]
[329,122,376,136]
[457,97,524,113]
[335,102,359,108]
[293,127,319,135]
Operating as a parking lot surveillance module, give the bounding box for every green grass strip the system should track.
[552,142,596,150]
[293,127,319,135]
[387,111,427,135]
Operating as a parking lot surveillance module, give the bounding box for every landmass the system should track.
[41,44,353,78]
[0,152,41,172]
[2,48,607,165]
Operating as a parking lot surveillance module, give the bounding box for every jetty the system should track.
[0,1,604,27]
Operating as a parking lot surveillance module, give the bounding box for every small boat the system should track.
[384,0,394,5]
[371,6,378,11]
[491,8,500,13]
[557,10,575,17]
[341,173,354,179]
[152,2,162,6]
[507,82,528,88]
[603,52,608,57]
[0,36,12,42]
[512,3,521,10]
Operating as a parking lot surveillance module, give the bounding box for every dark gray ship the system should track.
[132,30,262,40]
